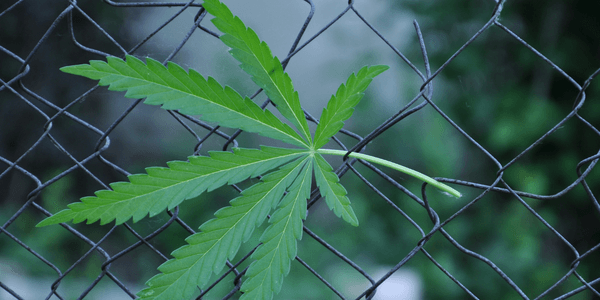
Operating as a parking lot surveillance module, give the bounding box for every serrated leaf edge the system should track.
[37,147,308,227]
[239,158,312,299]
[60,55,309,148]
[313,65,389,149]
[313,153,359,226]
[203,0,313,146]
[137,155,311,300]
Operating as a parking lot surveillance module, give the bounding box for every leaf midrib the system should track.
[86,151,307,212]
[219,28,311,147]
[255,60,310,145]
[104,62,309,148]
[248,167,307,295]
[154,155,310,298]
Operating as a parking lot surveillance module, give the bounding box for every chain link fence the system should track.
[2,0,600,299]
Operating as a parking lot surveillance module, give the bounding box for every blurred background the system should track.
[1,0,600,299]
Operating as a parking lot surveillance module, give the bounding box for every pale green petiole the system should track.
[318,149,462,198]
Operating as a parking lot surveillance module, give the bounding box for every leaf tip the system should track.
[369,64,390,76]
[59,65,74,73]
[59,64,88,75]
[36,209,74,227]
[35,220,50,228]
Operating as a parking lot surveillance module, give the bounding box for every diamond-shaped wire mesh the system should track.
[1,0,600,299]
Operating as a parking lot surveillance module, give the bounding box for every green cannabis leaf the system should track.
[37,0,461,299]
[203,0,312,145]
